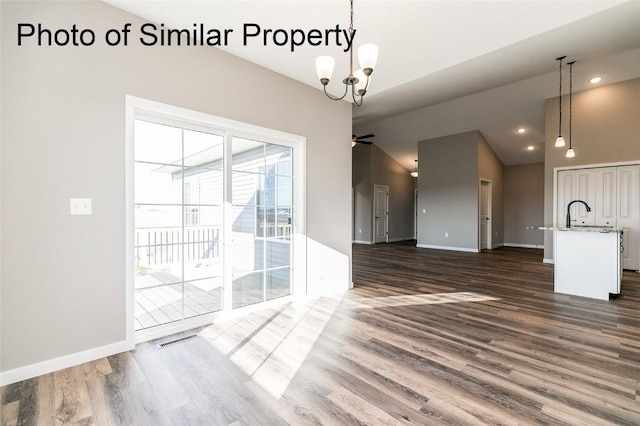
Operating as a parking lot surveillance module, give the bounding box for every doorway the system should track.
[373,185,389,243]
[480,180,492,250]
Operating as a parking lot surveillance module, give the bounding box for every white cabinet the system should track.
[556,169,595,227]
[617,165,639,270]
[595,167,617,226]
[555,229,622,300]
[556,164,639,271]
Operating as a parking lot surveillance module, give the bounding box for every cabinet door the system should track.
[617,165,639,270]
[595,167,617,226]
[574,169,596,226]
[557,170,575,226]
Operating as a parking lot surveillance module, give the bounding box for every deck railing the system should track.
[135,226,221,268]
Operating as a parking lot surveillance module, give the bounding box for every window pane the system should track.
[135,162,182,205]
[135,284,184,330]
[183,130,223,168]
[134,120,182,165]
[266,268,291,301]
[232,171,261,206]
[183,278,223,316]
[232,138,264,172]
[232,272,264,308]
[276,176,293,206]
[232,238,265,275]
[277,208,293,237]
[184,167,223,205]
[183,222,222,281]
[267,144,293,177]
[266,239,290,269]
[232,205,258,238]
[265,208,276,238]
[198,206,224,228]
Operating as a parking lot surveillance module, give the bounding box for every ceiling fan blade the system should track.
[356,133,375,140]
[359,140,373,144]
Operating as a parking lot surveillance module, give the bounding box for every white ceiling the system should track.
[106,0,640,168]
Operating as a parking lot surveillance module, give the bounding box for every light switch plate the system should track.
[70,198,92,215]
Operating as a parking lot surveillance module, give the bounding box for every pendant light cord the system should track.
[556,56,566,137]
[568,61,575,149]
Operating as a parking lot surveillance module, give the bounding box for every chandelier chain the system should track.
[350,0,354,34]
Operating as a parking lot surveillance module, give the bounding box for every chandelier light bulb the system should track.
[315,56,335,84]
[353,69,368,95]
[357,43,379,74]
[566,148,575,158]
[555,136,565,147]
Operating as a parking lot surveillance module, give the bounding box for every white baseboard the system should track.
[416,244,479,253]
[504,243,544,249]
[543,258,555,264]
[353,240,373,245]
[0,340,131,386]
[388,237,415,243]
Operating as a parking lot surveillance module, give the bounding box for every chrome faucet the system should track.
[566,200,591,228]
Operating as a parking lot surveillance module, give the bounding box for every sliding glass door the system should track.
[131,107,298,337]
[134,120,224,331]
[231,137,293,308]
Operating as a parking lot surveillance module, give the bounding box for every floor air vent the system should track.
[156,334,198,348]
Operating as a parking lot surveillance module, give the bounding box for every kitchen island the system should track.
[554,226,622,300]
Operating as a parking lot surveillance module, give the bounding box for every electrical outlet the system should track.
[422,209,426,214]
[358,229,362,233]
[445,232,448,238]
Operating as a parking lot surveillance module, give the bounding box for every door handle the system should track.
[486,217,490,220]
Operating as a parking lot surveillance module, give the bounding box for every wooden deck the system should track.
[135,274,222,330]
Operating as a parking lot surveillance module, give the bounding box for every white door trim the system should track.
[373,184,389,244]
[479,179,492,251]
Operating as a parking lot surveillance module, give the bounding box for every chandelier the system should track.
[315,0,379,106]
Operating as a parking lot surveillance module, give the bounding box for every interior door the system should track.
[373,185,389,243]
[480,181,490,250]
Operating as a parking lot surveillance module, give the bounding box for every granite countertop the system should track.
[527,225,621,233]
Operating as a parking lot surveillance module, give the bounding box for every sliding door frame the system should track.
[125,96,307,346]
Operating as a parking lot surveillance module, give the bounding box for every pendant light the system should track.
[555,56,566,148]
[410,160,418,178]
[566,61,576,158]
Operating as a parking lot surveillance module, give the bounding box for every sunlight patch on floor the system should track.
[199,296,343,399]
[344,292,500,309]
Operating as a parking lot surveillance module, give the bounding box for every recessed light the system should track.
[590,76,602,84]
[517,128,526,134]
[527,145,535,151]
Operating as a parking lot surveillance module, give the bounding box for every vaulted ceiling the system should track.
[106,1,640,168]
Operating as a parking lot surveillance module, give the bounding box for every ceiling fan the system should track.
[352,133,375,147]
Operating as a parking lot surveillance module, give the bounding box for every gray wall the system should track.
[504,163,544,247]
[544,78,640,260]
[352,144,372,242]
[371,145,415,241]
[417,131,504,251]
[352,144,414,243]
[1,1,352,376]
[478,133,505,247]
[418,131,479,250]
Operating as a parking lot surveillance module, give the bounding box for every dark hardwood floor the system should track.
[3,243,640,425]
